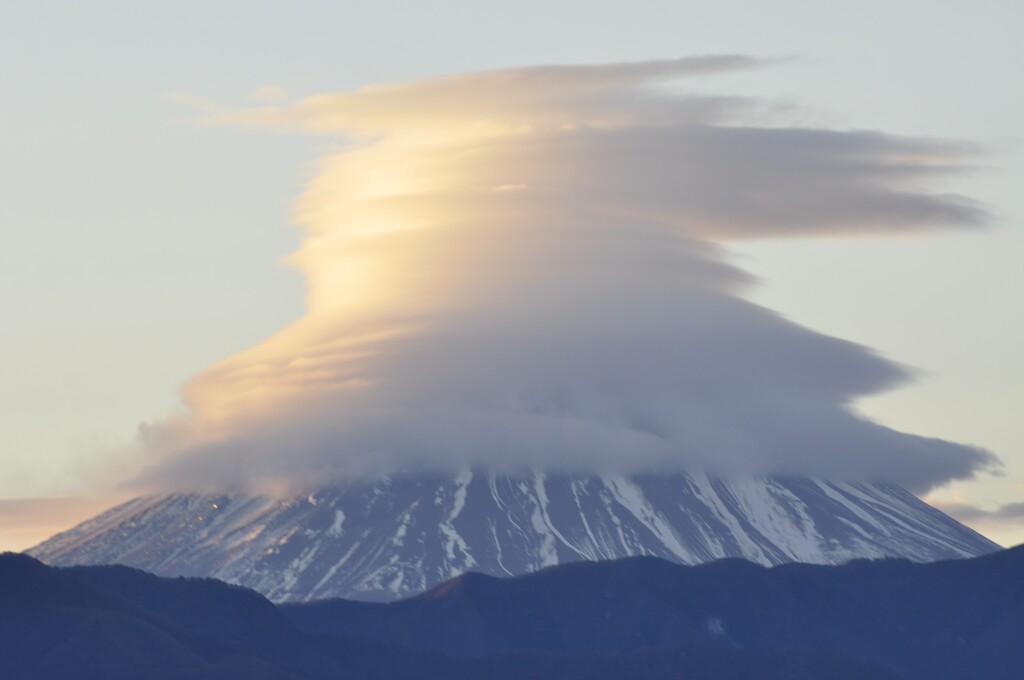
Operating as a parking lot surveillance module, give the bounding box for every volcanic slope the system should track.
[30,471,998,601]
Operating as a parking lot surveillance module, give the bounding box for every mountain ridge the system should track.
[5,547,1022,679]
[280,544,1024,679]
[30,470,998,601]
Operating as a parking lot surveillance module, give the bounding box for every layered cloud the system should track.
[931,501,1024,525]
[137,57,996,493]
[928,499,1024,546]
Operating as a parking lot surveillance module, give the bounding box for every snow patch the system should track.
[328,510,345,537]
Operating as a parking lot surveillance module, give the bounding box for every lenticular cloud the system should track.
[136,57,996,494]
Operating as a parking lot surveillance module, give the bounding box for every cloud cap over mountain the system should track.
[135,57,997,494]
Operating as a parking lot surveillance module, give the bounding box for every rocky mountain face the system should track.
[29,471,998,602]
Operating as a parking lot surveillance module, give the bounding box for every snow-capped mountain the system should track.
[29,471,998,602]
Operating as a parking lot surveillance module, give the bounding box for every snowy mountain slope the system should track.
[29,471,999,602]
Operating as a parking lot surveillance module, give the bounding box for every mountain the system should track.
[29,471,997,602]
[0,552,903,680]
[280,545,1024,680]
[0,552,346,679]
[4,547,1023,679]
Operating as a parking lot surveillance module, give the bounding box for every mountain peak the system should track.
[30,470,998,602]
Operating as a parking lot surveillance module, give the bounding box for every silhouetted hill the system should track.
[0,552,343,679]
[4,547,1022,679]
[283,544,1024,680]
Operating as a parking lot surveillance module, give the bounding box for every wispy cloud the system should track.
[931,500,1024,524]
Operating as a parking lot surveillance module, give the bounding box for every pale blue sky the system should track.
[1,1,1021,547]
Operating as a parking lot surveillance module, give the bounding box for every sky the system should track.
[1,1,1021,550]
